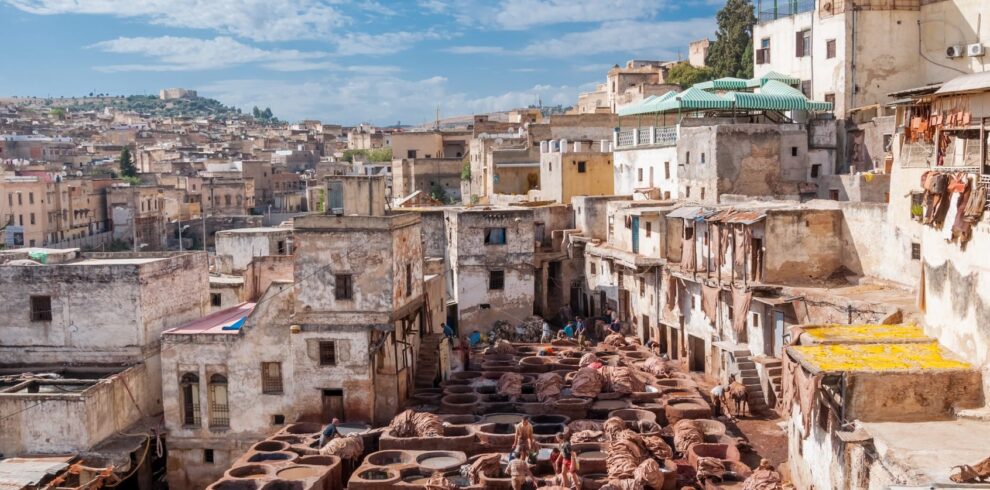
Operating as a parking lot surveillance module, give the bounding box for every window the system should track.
[17,193,22,205]
[686,186,691,198]
[645,222,652,237]
[334,274,352,300]
[405,264,412,297]
[261,362,283,394]
[639,277,645,297]
[685,151,690,164]
[28,192,33,204]
[224,195,231,206]
[829,189,840,201]
[664,161,670,179]
[638,168,643,182]
[489,270,505,290]
[7,193,10,206]
[700,153,705,164]
[728,306,734,322]
[757,38,770,64]
[277,241,287,255]
[824,93,835,106]
[203,449,214,464]
[319,341,337,366]
[796,29,811,57]
[751,312,761,329]
[801,80,812,97]
[272,414,286,425]
[29,213,35,225]
[701,188,706,200]
[179,373,201,427]
[826,39,837,59]
[811,164,821,178]
[911,242,921,260]
[484,227,507,245]
[208,374,229,428]
[407,150,417,159]
[577,161,587,173]
[210,293,222,307]
[589,261,596,275]
[30,295,52,322]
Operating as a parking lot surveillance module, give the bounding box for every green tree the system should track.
[461,157,471,181]
[666,63,715,88]
[119,147,137,178]
[429,182,449,203]
[707,0,756,79]
[49,107,67,120]
[252,106,261,118]
[262,107,273,119]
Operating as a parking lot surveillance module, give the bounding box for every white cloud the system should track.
[443,46,507,54]
[89,36,331,72]
[200,76,583,124]
[420,0,669,30]
[5,0,346,41]
[521,18,715,57]
[334,30,449,56]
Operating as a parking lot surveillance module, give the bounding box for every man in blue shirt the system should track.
[441,322,454,339]
[319,418,340,448]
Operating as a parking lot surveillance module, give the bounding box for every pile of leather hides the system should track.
[601,366,646,394]
[570,367,605,398]
[696,457,725,482]
[497,372,524,398]
[672,419,705,454]
[579,352,600,367]
[465,453,501,485]
[642,357,672,378]
[535,372,564,402]
[319,434,363,460]
[742,465,783,490]
[602,333,627,347]
[424,473,456,490]
[388,409,442,438]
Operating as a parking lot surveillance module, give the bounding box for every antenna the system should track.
[434,106,440,130]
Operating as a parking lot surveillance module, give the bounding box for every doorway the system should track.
[631,216,640,253]
[688,335,706,372]
[772,310,785,358]
[321,389,344,422]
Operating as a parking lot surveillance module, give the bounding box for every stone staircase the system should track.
[731,350,770,414]
[414,333,444,389]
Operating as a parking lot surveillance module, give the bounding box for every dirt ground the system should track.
[688,373,790,475]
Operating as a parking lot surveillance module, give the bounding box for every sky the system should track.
[0,0,724,125]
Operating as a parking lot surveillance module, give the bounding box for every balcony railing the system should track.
[757,0,815,23]
[615,126,679,149]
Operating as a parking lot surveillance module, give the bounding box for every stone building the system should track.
[444,207,535,331]
[161,208,441,489]
[539,139,615,204]
[0,248,208,480]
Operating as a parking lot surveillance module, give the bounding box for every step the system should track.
[738,368,759,378]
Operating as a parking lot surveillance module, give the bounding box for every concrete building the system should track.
[160,88,198,100]
[0,248,208,478]
[214,227,292,272]
[539,139,615,204]
[161,210,438,489]
[445,207,535,331]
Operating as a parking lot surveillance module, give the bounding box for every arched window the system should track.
[208,374,229,428]
[180,373,200,427]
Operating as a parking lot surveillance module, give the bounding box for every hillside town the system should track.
[1,1,989,490]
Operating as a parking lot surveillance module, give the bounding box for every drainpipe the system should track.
[851,2,858,111]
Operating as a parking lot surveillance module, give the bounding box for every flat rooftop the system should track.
[798,324,930,345]
[788,342,972,373]
[68,257,164,266]
[164,302,255,335]
[863,419,990,485]
[216,227,290,234]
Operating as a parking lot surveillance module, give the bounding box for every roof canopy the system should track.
[695,77,749,91]
[934,71,990,96]
[617,91,679,116]
[746,70,801,88]
[727,80,833,111]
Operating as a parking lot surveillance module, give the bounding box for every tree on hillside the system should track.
[666,63,715,88]
[261,107,273,120]
[707,0,756,79]
[252,106,261,118]
[119,147,137,178]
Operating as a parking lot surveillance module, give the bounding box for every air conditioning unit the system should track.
[967,43,986,57]
[946,45,965,58]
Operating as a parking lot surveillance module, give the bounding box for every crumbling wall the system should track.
[764,209,844,284]
[846,370,984,422]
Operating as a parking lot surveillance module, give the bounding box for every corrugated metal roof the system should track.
[746,71,801,88]
[0,456,73,490]
[934,71,990,96]
[666,206,713,220]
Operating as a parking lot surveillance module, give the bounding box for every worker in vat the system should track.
[318,418,340,448]
[551,432,577,488]
[512,418,537,461]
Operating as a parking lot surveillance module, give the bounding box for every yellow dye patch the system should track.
[792,342,972,372]
[801,324,929,343]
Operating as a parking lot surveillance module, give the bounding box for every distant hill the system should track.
[4,94,246,119]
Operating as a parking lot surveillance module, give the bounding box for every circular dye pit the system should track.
[357,469,394,481]
[416,452,465,471]
[275,466,321,480]
[483,413,525,424]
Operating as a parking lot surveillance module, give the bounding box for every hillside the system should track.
[1,94,247,119]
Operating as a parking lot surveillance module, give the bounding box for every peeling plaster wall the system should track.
[572,195,630,241]
[613,145,679,198]
[838,201,919,286]
[446,208,535,331]
[0,252,209,364]
[764,209,844,283]
[922,222,990,396]
[215,229,290,272]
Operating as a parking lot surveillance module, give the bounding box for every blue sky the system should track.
[0,1,723,125]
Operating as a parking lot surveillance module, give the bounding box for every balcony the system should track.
[615,126,678,150]
[757,0,815,23]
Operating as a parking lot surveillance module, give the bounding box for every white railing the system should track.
[615,126,678,149]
